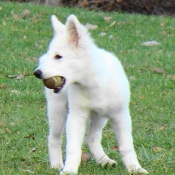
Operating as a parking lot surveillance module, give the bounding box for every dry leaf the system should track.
[0,84,6,89]
[13,14,20,20]
[129,76,136,80]
[111,145,119,151]
[81,153,91,163]
[22,9,31,18]
[99,32,107,37]
[104,16,113,22]
[109,21,116,27]
[29,147,37,153]
[139,96,145,99]
[0,122,4,126]
[108,35,113,39]
[20,169,34,174]
[167,75,175,80]
[85,23,98,30]
[142,41,161,46]
[24,133,35,140]
[5,127,11,133]
[152,68,165,74]
[11,11,20,20]
[11,90,20,94]
[153,146,163,152]
[160,22,165,27]
[17,73,25,80]
[8,74,17,78]
[158,126,166,131]
[2,21,6,25]
[0,6,3,10]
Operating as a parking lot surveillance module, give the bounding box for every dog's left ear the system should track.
[66,15,87,46]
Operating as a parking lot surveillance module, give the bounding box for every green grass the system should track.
[0,2,175,175]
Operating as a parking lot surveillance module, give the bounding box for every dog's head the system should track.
[34,15,94,93]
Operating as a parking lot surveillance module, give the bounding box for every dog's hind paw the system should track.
[127,165,148,174]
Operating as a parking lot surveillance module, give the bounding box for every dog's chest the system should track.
[68,83,124,117]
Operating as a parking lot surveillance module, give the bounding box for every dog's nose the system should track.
[34,69,42,79]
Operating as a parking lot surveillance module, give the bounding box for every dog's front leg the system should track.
[46,90,68,170]
[60,109,88,174]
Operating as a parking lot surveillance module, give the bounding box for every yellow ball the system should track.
[43,76,62,89]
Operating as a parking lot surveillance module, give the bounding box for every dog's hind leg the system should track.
[111,108,148,174]
[47,90,68,170]
[86,115,117,168]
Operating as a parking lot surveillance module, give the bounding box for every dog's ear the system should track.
[51,15,65,35]
[66,15,87,46]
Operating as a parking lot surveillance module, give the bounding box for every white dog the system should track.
[34,15,148,174]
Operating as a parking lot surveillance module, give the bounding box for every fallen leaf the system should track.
[10,122,15,126]
[29,147,37,153]
[20,157,25,162]
[24,133,35,140]
[167,75,175,80]
[11,90,20,94]
[152,68,165,74]
[0,84,6,89]
[109,21,116,27]
[108,35,113,39]
[20,169,34,174]
[13,14,20,20]
[2,21,6,25]
[85,23,98,30]
[160,22,165,27]
[142,41,161,46]
[158,126,166,131]
[139,96,145,99]
[153,146,163,152]
[81,153,91,163]
[11,11,20,20]
[0,121,4,126]
[22,9,31,18]
[129,76,136,80]
[99,32,107,37]
[104,16,113,22]
[111,145,119,151]
[5,127,10,133]
[16,73,25,80]
[8,74,17,78]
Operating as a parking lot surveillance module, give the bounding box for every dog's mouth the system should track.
[43,76,66,93]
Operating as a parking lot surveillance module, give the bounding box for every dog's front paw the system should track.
[60,170,76,175]
[50,162,64,171]
[98,157,117,168]
[127,165,148,174]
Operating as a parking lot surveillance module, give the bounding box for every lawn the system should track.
[0,2,175,175]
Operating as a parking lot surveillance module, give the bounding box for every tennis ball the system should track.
[43,76,62,89]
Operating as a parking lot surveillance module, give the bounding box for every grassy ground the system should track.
[0,2,175,175]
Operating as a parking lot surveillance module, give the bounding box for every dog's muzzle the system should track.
[34,69,66,93]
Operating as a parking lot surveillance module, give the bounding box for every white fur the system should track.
[34,14,148,174]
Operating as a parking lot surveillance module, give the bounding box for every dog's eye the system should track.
[54,54,62,59]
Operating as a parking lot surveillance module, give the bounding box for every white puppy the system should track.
[34,15,148,174]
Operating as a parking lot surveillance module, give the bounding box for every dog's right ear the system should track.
[51,15,65,35]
